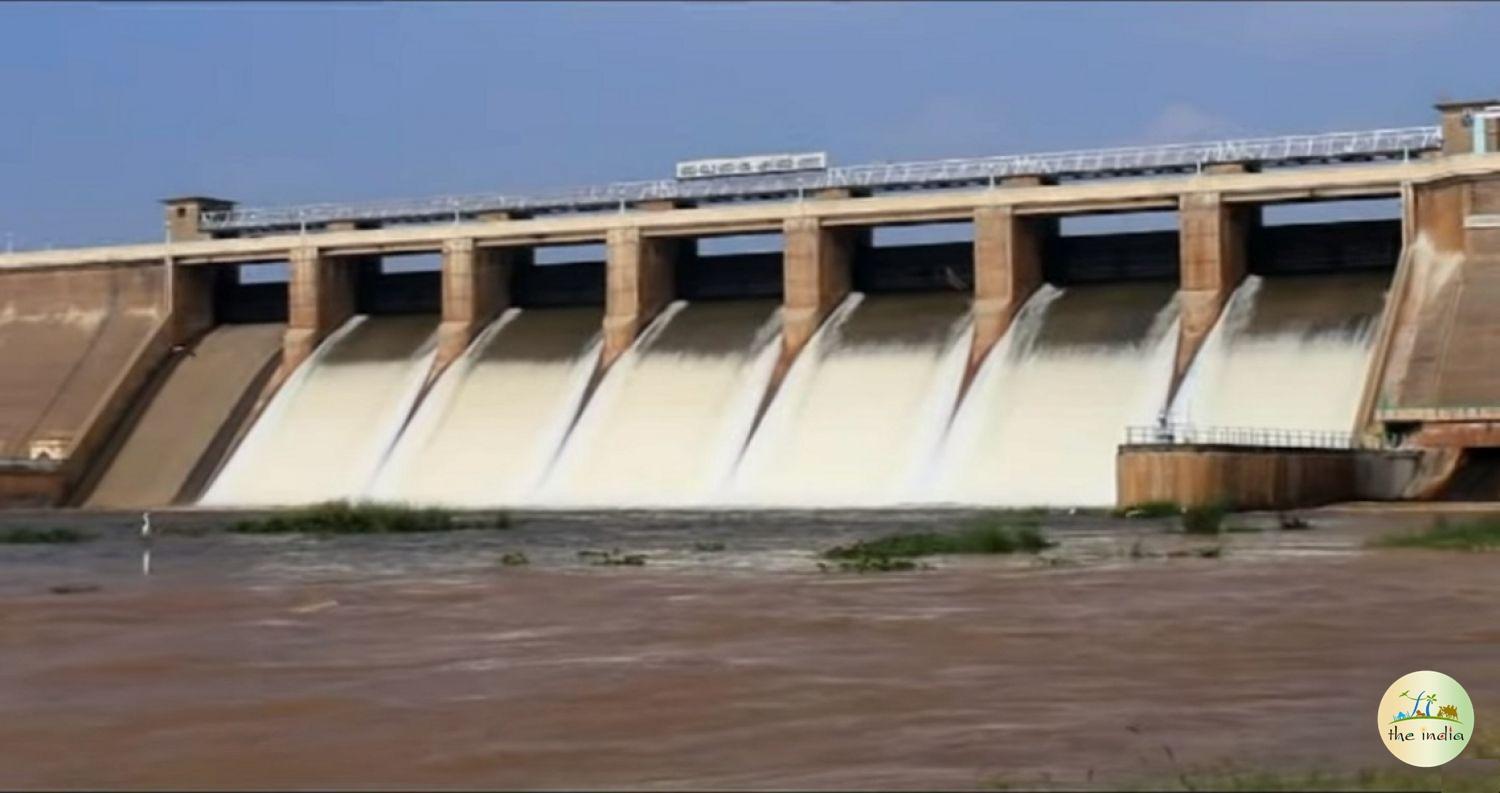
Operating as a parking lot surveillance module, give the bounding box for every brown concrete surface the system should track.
[602,228,679,370]
[1117,446,1358,509]
[0,266,163,463]
[969,206,1045,378]
[81,323,284,509]
[435,239,516,378]
[780,218,861,360]
[282,248,359,380]
[1373,178,1500,429]
[1174,192,1251,390]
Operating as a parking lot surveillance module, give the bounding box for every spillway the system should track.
[1168,272,1389,432]
[368,307,602,507]
[200,315,438,507]
[84,323,282,508]
[537,299,781,507]
[727,292,972,507]
[932,282,1180,507]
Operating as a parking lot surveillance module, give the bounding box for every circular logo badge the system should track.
[1378,670,1474,767]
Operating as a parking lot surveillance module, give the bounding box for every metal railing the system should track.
[200,125,1443,233]
[1125,423,1358,450]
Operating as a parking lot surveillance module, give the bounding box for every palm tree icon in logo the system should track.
[1392,690,1460,724]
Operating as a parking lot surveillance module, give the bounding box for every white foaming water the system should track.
[201,315,438,506]
[1169,272,1388,432]
[368,307,602,507]
[931,282,1179,507]
[727,292,973,507]
[535,299,782,507]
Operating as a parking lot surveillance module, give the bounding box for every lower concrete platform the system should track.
[1117,444,1424,510]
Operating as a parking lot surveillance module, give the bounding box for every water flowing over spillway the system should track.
[536,300,781,507]
[200,315,438,507]
[1168,272,1388,432]
[368,307,602,506]
[727,292,972,507]
[932,282,1179,507]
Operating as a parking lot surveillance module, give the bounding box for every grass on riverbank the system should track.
[229,501,509,535]
[1374,515,1500,551]
[0,527,93,544]
[1035,768,1480,793]
[1180,503,1228,535]
[821,515,1054,572]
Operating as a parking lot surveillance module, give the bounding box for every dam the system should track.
[7,99,1500,509]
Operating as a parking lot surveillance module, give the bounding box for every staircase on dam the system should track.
[5,99,1500,509]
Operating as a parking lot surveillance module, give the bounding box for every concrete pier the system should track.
[436,238,516,375]
[283,248,359,377]
[781,217,864,359]
[970,206,1046,373]
[602,228,680,370]
[1175,191,1253,386]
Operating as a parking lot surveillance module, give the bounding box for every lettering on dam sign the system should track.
[675,152,828,180]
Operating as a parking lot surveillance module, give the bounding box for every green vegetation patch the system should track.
[1136,766,1476,792]
[1180,503,1228,535]
[0,527,94,544]
[820,515,1055,573]
[824,520,1053,561]
[1375,516,1500,551]
[229,501,506,535]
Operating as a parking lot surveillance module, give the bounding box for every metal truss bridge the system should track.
[201,125,1443,235]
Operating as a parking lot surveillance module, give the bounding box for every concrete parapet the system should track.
[436,239,517,376]
[1408,420,1500,448]
[602,227,680,369]
[1175,192,1252,389]
[970,206,1046,375]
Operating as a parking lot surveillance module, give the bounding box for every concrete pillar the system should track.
[167,262,219,344]
[781,217,864,358]
[1176,192,1252,384]
[282,247,358,375]
[436,239,515,372]
[971,206,1046,371]
[603,228,680,368]
[162,196,235,242]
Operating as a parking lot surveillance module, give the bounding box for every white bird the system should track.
[140,511,152,540]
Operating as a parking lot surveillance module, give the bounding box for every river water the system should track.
[1,509,1495,789]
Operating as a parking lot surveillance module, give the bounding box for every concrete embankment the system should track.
[0,266,166,504]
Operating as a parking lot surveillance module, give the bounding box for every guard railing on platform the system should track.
[1125,424,1359,450]
[200,125,1443,233]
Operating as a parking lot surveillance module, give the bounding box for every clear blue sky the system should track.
[2,1,1497,249]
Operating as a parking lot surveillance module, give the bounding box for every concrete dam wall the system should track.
[17,133,1500,510]
[171,217,1400,509]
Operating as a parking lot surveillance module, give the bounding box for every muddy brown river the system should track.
[1,508,1496,789]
